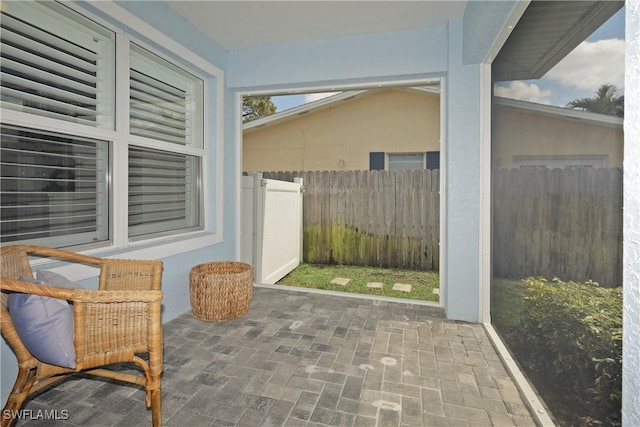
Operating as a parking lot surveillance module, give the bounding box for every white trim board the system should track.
[484,323,556,426]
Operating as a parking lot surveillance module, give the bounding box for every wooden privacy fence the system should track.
[261,170,440,271]
[259,168,623,285]
[493,168,623,287]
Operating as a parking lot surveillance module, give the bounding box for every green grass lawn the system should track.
[276,263,439,302]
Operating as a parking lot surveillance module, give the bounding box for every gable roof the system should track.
[244,90,370,133]
[243,88,623,133]
[494,97,623,128]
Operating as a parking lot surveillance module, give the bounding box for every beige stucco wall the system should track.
[243,89,441,172]
[493,103,624,168]
[243,89,623,172]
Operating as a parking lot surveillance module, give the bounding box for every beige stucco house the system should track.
[493,97,624,169]
[243,88,441,172]
[243,88,623,172]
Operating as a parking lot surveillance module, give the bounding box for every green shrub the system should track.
[517,277,622,424]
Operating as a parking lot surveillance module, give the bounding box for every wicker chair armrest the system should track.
[1,279,162,303]
[5,245,163,291]
[0,278,76,300]
[12,245,105,267]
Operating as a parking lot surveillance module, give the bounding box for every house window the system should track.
[0,1,115,128]
[129,44,203,148]
[0,125,109,247]
[128,147,200,239]
[128,44,204,239]
[370,152,440,171]
[0,2,206,249]
[388,153,425,170]
[513,155,607,169]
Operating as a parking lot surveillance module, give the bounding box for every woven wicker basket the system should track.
[189,262,253,321]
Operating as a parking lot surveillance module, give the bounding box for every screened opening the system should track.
[491,2,624,424]
[241,83,442,303]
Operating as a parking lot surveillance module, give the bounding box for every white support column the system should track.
[479,62,492,324]
[622,0,640,423]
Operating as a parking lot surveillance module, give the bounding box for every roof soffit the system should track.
[493,0,624,82]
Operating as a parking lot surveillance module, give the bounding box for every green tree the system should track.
[567,84,624,117]
[243,96,277,123]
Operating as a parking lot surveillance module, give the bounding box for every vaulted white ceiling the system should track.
[167,1,467,50]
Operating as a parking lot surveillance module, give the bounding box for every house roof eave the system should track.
[243,90,369,133]
[494,96,623,128]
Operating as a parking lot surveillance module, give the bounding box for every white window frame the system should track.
[0,124,111,248]
[125,38,205,240]
[386,152,426,170]
[1,1,224,275]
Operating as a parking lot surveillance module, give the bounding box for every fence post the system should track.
[294,177,304,264]
[253,172,264,283]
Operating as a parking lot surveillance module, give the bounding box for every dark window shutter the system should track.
[426,151,440,170]
[369,152,385,170]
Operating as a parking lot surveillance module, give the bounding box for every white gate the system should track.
[241,173,303,284]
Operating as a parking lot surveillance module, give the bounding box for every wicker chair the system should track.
[0,245,163,427]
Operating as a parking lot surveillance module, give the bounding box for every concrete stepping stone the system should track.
[392,283,412,293]
[331,277,351,286]
[366,282,384,289]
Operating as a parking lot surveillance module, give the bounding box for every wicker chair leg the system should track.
[150,385,161,427]
[1,368,35,427]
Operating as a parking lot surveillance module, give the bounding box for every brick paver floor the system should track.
[18,287,536,426]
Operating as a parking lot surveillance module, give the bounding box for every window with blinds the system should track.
[128,147,200,239]
[130,44,203,147]
[0,125,109,247]
[128,43,204,238]
[0,3,206,248]
[0,1,115,128]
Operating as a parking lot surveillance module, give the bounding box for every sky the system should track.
[270,6,625,113]
[271,92,338,112]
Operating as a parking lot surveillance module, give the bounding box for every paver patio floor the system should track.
[18,287,536,426]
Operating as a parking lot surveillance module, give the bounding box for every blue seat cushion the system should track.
[7,273,79,369]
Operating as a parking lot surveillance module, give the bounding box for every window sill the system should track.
[31,232,222,283]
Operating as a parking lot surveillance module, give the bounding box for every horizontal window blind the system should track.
[128,147,200,238]
[0,5,206,248]
[0,125,109,247]
[130,69,188,144]
[0,2,115,128]
[130,44,202,147]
